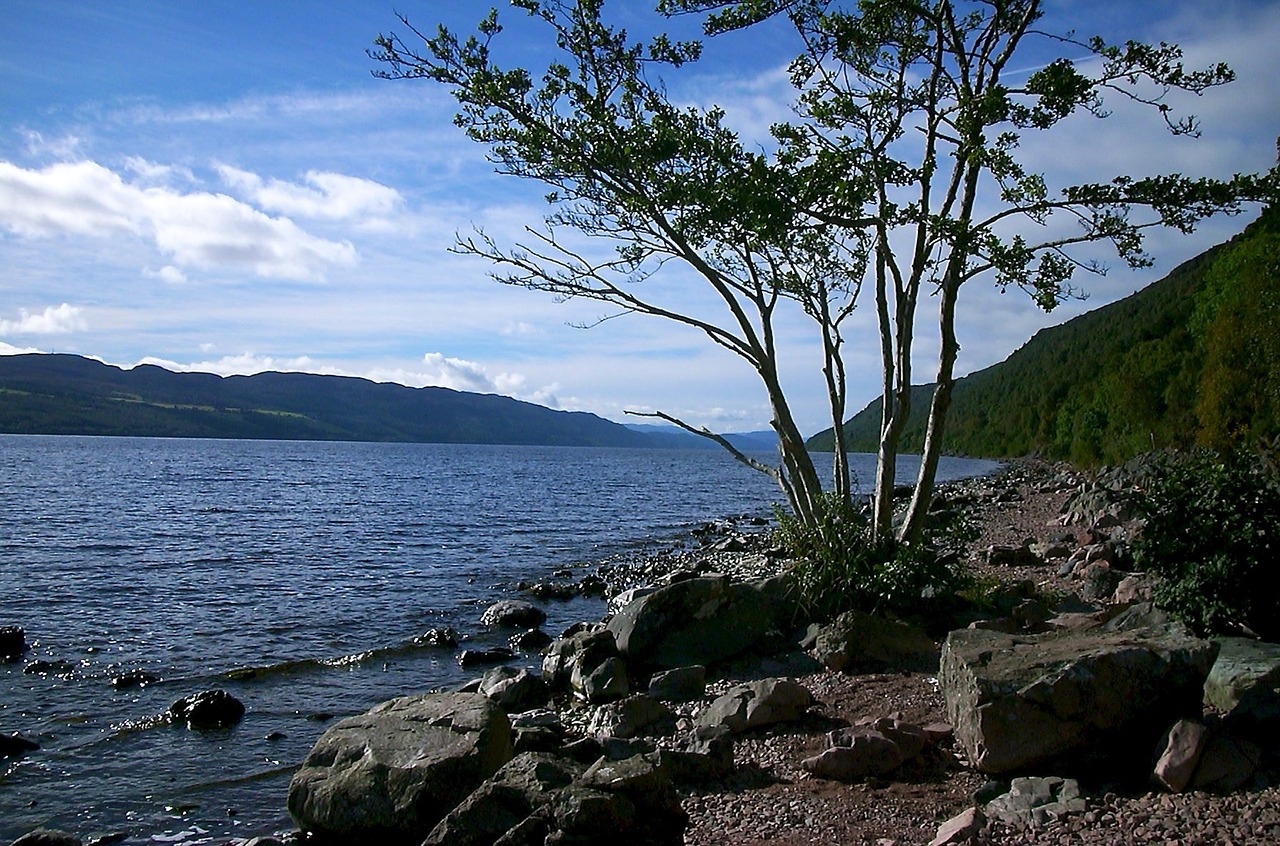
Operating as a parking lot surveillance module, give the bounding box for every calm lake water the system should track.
[0,435,996,843]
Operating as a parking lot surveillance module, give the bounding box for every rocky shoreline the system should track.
[8,459,1280,846]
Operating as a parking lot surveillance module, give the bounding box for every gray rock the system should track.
[984,776,1087,828]
[647,665,706,702]
[572,656,629,704]
[695,678,812,734]
[589,694,676,739]
[0,625,25,661]
[808,610,937,672]
[1190,732,1262,793]
[168,689,245,729]
[654,727,734,784]
[940,625,1219,774]
[801,716,931,781]
[606,576,774,670]
[1205,636,1280,738]
[0,731,40,758]
[423,752,582,846]
[415,627,460,648]
[543,628,627,702]
[288,692,512,843]
[111,670,159,690]
[481,600,547,629]
[459,647,516,668]
[509,628,553,653]
[478,666,551,713]
[10,830,82,846]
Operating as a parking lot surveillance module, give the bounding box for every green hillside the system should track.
[0,354,654,448]
[809,207,1280,464]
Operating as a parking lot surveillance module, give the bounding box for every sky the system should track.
[2,0,1277,436]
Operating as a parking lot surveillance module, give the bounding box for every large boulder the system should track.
[695,678,812,734]
[808,610,937,672]
[939,624,1218,774]
[1205,636,1280,738]
[288,692,513,844]
[606,576,775,670]
[425,751,687,846]
[542,627,628,703]
[423,752,582,846]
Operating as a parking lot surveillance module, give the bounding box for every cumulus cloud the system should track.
[0,341,42,355]
[136,352,322,376]
[0,160,357,281]
[418,352,512,394]
[144,265,189,284]
[216,165,403,221]
[0,303,87,335]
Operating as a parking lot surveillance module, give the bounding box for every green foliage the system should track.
[1131,448,1280,639]
[774,492,970,621]
[811,207,1280,465]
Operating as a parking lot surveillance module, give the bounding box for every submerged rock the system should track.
[1,625,25,662]
[1,731,40,758]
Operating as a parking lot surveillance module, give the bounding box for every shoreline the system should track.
[13,458,1279,845]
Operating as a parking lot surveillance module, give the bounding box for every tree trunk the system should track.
[900,275,960,544]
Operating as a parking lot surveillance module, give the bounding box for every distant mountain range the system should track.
[808,207,1279,464]
[0,353,779,450]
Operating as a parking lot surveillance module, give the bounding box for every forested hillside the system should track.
[810,208,1279,464]
[0,354,654,448]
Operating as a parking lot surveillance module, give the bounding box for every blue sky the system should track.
[2,1,1277,435]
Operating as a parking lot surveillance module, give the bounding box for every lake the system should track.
[0,435,997,843]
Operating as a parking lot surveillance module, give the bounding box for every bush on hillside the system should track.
[1132,447,1280,639]
[774,492,970,622]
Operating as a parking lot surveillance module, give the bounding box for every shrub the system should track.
[774,492,970,622]
[1132,447,1280,639]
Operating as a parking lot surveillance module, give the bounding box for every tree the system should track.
[373,0,869,528]
[373,0,1276,542]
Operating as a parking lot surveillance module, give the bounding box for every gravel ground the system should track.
[676,460,1280,846]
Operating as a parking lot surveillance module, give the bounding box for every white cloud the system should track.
[0,303,87,335]
[216,165,404,221]
[418,351,514,394]
[0,341,43,355]
[0,160,357,281]
[137,352,321,376]
[144,265,189,285]
[20,131,84,160]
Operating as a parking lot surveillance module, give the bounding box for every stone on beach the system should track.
[695,678,813,734]
[288,692,512,844]
[606,575,775,670]
[477,666,551,713]
[939,623,1219,774]
[807,609,938,672]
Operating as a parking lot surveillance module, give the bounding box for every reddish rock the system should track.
[1153,719,1209,793]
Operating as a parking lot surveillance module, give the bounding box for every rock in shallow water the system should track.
[0,625,25,661]
[168,689,245,729]
[288,692,512,844]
